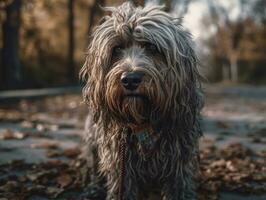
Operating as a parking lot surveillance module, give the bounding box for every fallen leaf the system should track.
[31,142,58,149]
[0,129,14,140]
[46,150,61,158]
[20,120,34,129]
[216,121,230,129]
[0,129,28,140]
[62,147,81,158]
[56,174,73,188]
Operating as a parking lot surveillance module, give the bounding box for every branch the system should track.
[171,0,192,16]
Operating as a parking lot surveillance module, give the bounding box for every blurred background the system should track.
[0,1,266,199]
[0,0,265,90]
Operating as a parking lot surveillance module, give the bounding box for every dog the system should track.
[80,2,203,200]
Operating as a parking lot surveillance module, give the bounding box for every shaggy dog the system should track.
[81,2,203,200]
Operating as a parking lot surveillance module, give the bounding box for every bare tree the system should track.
[67,0,75,83]
[2,0,22,89]
[206,0,249,82]
[130,0,145,6]
[161,0,192,16]
[87,0,106,35]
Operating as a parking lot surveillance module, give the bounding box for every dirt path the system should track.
[0,85,265,199]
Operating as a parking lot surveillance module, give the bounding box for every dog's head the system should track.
[81,2,202,130]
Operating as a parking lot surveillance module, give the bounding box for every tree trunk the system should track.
[0,46,2,88]
[230,56,238,82]
[2,0,22,89]
[131,0,145,6]
[87,0,97,36]
[162,0,172,12]
[222,64,230,81]
[87,0,105,35]
[68,0,75,83]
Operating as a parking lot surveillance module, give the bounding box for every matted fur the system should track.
[81,2,203,200]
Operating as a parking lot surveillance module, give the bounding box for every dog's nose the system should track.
[121,72,143,91]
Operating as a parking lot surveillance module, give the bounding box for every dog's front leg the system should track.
[162,174,197,200]
[106,170,139,200]
[123,174,139,200]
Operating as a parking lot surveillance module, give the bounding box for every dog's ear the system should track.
[97,4,113,25]
[98,16,110,25]
[172,17,183,25]
[165,15,203,143]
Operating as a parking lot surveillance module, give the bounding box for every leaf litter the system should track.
[0,90,265,199]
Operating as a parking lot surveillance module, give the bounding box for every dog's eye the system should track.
[112,45,123,56]
[145,43,158,53]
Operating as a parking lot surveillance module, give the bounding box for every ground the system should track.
[0,85,265,200]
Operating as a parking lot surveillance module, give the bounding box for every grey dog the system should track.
[80,2,203,200]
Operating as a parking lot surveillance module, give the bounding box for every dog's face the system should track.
[105,40,167,125]
[81,3,200,127]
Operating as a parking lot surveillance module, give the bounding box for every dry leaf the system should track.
[62,147,81,158]
[56,174,73,188]
[31,142,58,149]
